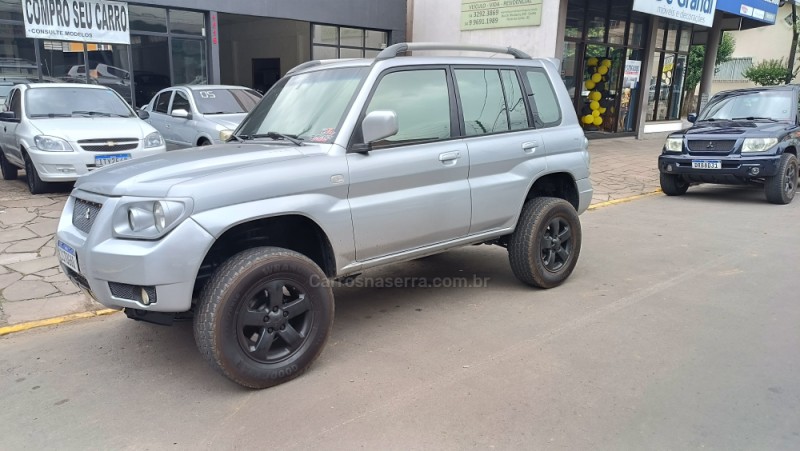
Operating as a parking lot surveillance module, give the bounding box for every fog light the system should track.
[749,167,760,175]
[666,164,673,172]
[141,287,150,305]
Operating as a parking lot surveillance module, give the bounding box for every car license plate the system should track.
[692,160,721,170]
[57,240,80,274]
[95,154,131,167]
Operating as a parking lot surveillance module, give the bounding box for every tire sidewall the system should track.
[531,201,582,286]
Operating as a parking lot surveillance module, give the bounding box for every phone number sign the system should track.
[461,0,542,31]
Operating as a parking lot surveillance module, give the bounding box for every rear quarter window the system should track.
[523,68,561,128]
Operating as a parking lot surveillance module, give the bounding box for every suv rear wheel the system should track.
[194,247,334,388]
[660,173,689,196]
[764,153,798,205]
[508,197,582,289]
[0,151,18,180]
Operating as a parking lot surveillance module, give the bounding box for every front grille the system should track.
[109,282,157,304]
[78,138,139,152]
[687,139,737,153]
[72,198,103,234]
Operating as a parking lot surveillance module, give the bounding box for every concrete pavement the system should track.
[0,134,668,328]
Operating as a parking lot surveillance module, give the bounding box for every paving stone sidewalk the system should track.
[0,133,668,327]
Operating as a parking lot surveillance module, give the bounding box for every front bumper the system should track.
[28,145,166,182]
[55,190,214,312]
[658,154,782,180]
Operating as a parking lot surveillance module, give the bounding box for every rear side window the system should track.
[501,70,529,131]
[364,69,451,147]
[455,69,508,136]
[154,92,171,113]
[524,68,561,127]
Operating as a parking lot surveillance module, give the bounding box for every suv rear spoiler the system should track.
[376,42,531,60]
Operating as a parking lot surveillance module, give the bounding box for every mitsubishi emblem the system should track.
[84,209,90,220]
[706,141,715,149]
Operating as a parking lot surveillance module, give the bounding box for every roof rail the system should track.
[286,60,322,75]
[376,42,531,60]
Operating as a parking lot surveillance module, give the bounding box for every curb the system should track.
[0,309,119,337]
[588,190,662,211]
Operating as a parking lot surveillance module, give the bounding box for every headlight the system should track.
[219,129,233,141]
[664,137,683,153]
[113,198,193,239]
[34,135,73,152]
[741,138,778,153]
[144,132,164,148]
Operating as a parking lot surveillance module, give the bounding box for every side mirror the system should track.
[687,113,697,123]
[0,111,16,120]
[362,110,398,144]
[137,109,150,120]
[171,108,191,120]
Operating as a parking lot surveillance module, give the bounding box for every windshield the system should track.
[0,85,13,97]
[236,67,369,143]
[698,90,793,122]
[25,87,133,118]
[192,88,262,114]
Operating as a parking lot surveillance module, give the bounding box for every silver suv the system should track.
[56,43,592,388]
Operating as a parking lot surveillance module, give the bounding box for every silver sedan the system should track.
[142,85,262,149]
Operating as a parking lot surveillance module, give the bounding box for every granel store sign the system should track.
[22,0,130,44]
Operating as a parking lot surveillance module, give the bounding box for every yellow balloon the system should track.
[592,110,600,117]
[585,80,596,90]
[587,57,598,67]
[599,107,607,113]
[593,116,603,126]
[590,101,600,110]
[601,59,612,67]
[583,114,594,124]
[597,66,608,75]
[590,91,602,102]
[591,73,602,83]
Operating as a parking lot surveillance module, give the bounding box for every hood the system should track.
[204,113,248,130]
[30,117,154,141]
[76,143,316,197]
[683,120,793,137]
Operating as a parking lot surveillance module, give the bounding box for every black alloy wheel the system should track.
[540,217,573,273]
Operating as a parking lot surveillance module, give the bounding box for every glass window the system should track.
[172,38,207,85]
[700,91,793,122]
[313,46,337,59]
[678,25,691,52]
[155,91,171,113]
[25,87,133,118]
[340,48,363,58]
[0,24,39,81]
[565,0,585,39]
[365,49,380,58]
[87,44,132,105]
[655,22,666,51]
[608,2,628,46]
[171,91,191,113]
[525,69,561,126]
[366,70,451,146]
[561,42,578,102]
[647,53,662,121]
[237,67,369,143]
[0,0,22,21]
[585,0,608,42]
[340,28,363,47]
[169,10,205,36]
[666,54,687,120]
[9,89,20,116]
[129,5,167,33]
[131,35,171,107]
[664,22,678,52]
[313,25,338,45]
[191,88,262,114]
[39,41,87,83]
[501,70,529,131]
[365,30,387,49]
[455,69,508,136]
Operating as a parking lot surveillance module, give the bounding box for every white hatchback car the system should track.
[0,83,166,194]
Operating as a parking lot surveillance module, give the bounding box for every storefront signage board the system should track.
[632,0,718,27]
[715,0,779,24]
[623,60,642,88]
[22,0,130,44]
[460,0,543,31]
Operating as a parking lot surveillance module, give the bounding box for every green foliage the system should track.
[743,59,795,86]
[685,33,736,92]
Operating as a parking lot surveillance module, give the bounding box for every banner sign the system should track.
[632,0,718,27]
[716,0,780,24]
[22,0,130,44]
[461,0,543,31]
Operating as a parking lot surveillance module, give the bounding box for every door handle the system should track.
[439,151,460,163]
[522,141,539,153]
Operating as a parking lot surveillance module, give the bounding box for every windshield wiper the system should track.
[241,132,304,146]
[731,117,779,122]
[226,134,244,143]
[29,113,71,118]
[72,110,127,117]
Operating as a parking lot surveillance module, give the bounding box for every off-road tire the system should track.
[23,152,48,194]
[660,173,689,196]
[508,197,582,289]
[764,153,798,205]
[0,151,18,180]
[194,247,334,389]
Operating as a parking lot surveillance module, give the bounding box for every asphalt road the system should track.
[2,185,799,450]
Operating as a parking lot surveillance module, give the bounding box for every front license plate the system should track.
[95,154,131,167]
[57,240,80,274]
[692,160,721,169]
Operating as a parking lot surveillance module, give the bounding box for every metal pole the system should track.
[696,10,724,115]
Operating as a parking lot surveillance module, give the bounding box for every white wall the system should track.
[411,0,562,58]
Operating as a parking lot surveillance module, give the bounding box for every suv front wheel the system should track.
[764,153,798,205]
[194,247,334,388]
[508,197,582,289]
[660,173,689,196]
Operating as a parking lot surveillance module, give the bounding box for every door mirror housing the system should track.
[687,113,697,123]
[171,108,191,119]
[362,110,398,145]
[136,109,150,120]
[0,111,16,121]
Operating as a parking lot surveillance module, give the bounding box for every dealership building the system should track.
[0,0,781,137]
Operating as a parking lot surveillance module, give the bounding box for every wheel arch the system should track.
[196,134,213,146]
[782,145,797,158]
[523,171,580,211]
